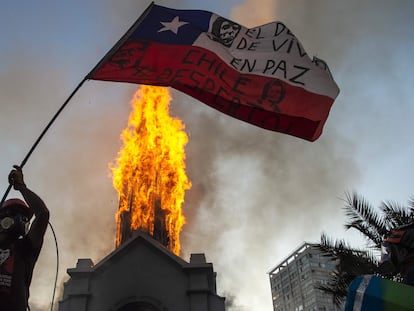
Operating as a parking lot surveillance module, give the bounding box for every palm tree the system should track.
[317,192,414,306]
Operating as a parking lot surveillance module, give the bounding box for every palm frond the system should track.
[408,196,414,210]
[317,193,414,307]
[319,234,379,267]
[316,270,350,307]
[381,200,414,227]
[317,234,380,306]
[343,192,385,247]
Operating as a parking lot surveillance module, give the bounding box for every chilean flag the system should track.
[88,3,340,141]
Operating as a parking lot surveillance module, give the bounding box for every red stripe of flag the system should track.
[88,4,339,141]
[91,41,333,141]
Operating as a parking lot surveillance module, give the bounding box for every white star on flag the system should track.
[158,16,188,34]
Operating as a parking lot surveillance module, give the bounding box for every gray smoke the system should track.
[1,0,412,310]
[1,1,356,310]
[173,1,358,308]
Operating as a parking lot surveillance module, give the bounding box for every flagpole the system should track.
[0,77,87,205]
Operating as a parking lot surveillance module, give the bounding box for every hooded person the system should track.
[0,165,49,311]
[380,222,414,285]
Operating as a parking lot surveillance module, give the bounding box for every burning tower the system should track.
[58,86,225,311]
[112,86,191,255]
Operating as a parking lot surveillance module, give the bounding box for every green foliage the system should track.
[318,192,414,306]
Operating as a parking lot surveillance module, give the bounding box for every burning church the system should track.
[58,86,226,311]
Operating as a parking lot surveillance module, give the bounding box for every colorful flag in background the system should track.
[345,275,414,311]
[88,3,340,141]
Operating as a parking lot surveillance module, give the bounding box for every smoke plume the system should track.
[4,0,413,310]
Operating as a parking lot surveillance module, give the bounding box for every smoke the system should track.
[0,64,137,309]
[175,1,413,309]
[3,1,355,310]
[176,0,361,309]
[1,1,412,310]
[175,91,357,308]
[231,0,277,27]
[1,0,350,310]
[224,291,245,311]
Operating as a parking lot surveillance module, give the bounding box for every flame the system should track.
[111,85,191,255]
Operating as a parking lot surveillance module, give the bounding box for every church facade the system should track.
[58,232,226,311]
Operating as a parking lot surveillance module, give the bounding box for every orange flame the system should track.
[111,85,191,255]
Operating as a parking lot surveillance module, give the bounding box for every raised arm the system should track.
[9,165,50,249]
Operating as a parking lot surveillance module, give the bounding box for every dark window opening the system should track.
[117,301,161,311]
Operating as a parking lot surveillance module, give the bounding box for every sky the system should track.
[1,0,414,310]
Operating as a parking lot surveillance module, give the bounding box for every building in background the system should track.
[268,243,341,311]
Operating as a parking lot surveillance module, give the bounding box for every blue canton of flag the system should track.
[88,3,340,141]
[130,6,212,45]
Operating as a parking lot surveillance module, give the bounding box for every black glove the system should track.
[8,165,26,191]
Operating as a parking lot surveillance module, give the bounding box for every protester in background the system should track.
[0,165,49,311]
[381,222,414,285]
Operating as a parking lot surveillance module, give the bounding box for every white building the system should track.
[268,243,341,311]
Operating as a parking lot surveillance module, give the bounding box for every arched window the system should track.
[117,301,161,311]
